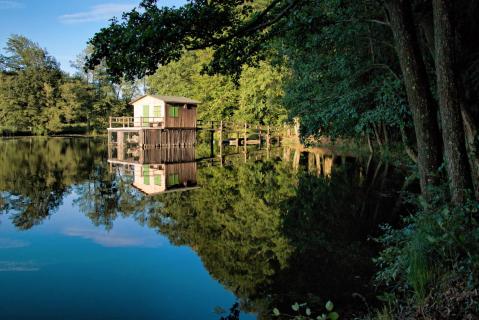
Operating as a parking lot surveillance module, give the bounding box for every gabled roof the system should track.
[131,94,200,105]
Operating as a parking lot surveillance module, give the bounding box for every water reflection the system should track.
[108,145,198,195]
[0,138,410,319]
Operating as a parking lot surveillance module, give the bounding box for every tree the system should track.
[384,0,443,196]
[432,0,473,203]
[147,50,239,121]
[86,0,478,201]
[237,61,288,125]
[0,35,62,134]
[86,0,303,81]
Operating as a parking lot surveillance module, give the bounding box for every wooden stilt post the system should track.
[210,121,214,158]
[219,120,224,165]
[258,126,262,148]
[267,125,271,149]
[139,129,145,149]
[244,122,248,153]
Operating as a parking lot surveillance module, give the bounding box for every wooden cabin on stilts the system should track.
[108,95,199,148]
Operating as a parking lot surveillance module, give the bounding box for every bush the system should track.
[374,190,479,319]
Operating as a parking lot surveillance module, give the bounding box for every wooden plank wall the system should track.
[165,162,198,186]
[142,129,196,147]
[165,104,197,128]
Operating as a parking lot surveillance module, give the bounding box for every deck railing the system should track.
[109,117,165,128]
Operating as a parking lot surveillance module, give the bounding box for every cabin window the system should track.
[142,165,150,185]
[153,106,161,117]
[168,174,179,186]
[154,175,162,186]
[168,105,179,118]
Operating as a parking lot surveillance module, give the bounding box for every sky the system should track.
[0,0,187,74]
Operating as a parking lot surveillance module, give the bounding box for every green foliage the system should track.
[0,35,130,135]
[147,50,239,121]
[86,0,299,81]
[237,61,288,125]
[271,300,339,320]
[276,0,408,140]
[147,49,288,125]
[375,190,479,317]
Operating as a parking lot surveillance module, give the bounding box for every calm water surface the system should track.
[0,137,408,319]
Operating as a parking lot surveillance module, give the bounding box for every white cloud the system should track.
[0,238,30,249]
[0,261,39,272]
[0,1,24,10]
[59,3,136,24]
[63,228,163,248]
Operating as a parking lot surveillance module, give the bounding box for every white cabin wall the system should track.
[132,96,165,126]
[133,164,166,194]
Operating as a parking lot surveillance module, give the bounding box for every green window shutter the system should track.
[142,105,149,126]
[153,106,161,117]
[168,106,179,118]
[168,173,179,186]
[143,165,150,185]
[154,175,161,186]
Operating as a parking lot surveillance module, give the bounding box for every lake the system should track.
[0,137,408,319]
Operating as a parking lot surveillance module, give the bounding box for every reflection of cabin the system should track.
[107,145,198,195]
[108,95,200,148]
[132,162,197,195]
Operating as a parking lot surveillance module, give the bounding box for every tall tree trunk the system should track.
[400,125,418,163]
[461,107,479,197]
[382,122,389,146]
[385,0,442,197]
[432,0,473,204]
[455,1,479,197]
[367,132,374,154]
[372,122,383,150]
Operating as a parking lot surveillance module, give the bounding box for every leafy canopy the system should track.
[86,0,304,81]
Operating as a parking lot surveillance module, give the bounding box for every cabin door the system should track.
[142,105,149,126]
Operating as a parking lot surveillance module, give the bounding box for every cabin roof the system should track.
[131,94,200,105]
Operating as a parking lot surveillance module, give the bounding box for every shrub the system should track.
[374,190,479,318]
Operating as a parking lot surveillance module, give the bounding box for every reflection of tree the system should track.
[147,155,407,318]
[73,166,152,230]
[0,138,408,317]
[149,161,296,300]
[0,138,103,229]
[0,137,158,230]
[269,159,406,317]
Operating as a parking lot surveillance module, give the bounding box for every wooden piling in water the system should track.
[244,123,248,153]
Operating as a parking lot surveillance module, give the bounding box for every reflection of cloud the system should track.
[64,228,162,248]
[0,261,39,272]
[0,238,30,249]
[59,3,135,24]
[0,1,24,10]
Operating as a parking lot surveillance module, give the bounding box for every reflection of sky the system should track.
[0,190,252,320]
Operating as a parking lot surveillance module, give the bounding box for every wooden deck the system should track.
[108,117,286,148]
